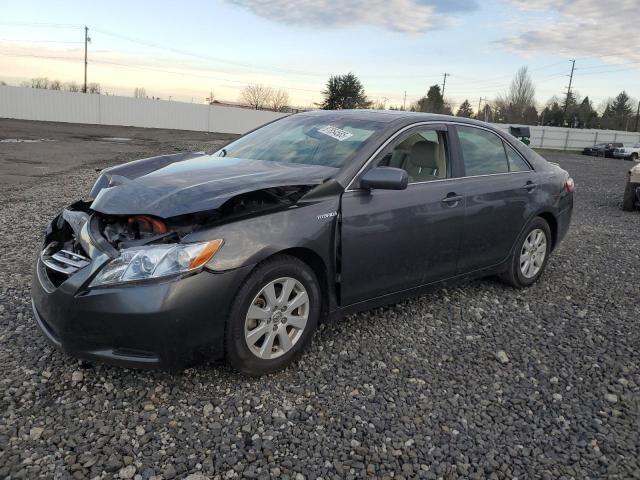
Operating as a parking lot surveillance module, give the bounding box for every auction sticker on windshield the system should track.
[318,125,354,142]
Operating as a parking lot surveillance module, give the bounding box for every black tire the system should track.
[499,217,552,288]
[225,254,321,376]
[630,153,638,162]
[622,181,638,211]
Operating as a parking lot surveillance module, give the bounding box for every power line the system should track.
[0,38,82,44]
[91,27,446,82]
[576,60,640,70]
[0,51,324,93]
[450,61,570,88]
[576,66,640,76]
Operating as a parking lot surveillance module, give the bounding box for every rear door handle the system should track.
[523,181,537,192]
[441,193,463,207]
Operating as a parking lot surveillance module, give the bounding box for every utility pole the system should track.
[441,73,450,98]
[478,97,487,120]
[83,26,90,93]
[403,90,407,111]
[635,100,640,132]
[563,59,575,122]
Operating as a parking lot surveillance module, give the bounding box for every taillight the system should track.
[564,177,575,193]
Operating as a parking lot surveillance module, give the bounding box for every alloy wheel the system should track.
[520,228,547,279]
[244,277,309,360]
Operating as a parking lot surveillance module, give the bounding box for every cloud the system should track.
[226,0,478,33]
[502,0,640,63]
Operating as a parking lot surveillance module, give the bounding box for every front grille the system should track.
[40,244,90,287]
[41,249,90,274]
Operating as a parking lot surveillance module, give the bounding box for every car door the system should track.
[452,124,537,273]
[339,124,465,306]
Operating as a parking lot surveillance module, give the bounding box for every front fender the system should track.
[182,198,340,273]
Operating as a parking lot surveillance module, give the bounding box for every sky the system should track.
[1,0,638,112]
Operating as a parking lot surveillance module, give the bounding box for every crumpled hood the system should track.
[89,152,338,218]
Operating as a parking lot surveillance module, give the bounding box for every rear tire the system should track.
[622,181,638,211]
[499,217,552,288]
[630,153,638,162]
[225,254,320,376]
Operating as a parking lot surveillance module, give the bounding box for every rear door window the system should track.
[457,126,509,176]
[504,142,531,172]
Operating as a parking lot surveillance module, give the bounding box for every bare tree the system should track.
[49,80,62,90]
[134,87,147,98]
[240,84,273,110]
[495,66,536,123]
[269,88,290,112]
[64,82,80,92]
[87,82,101,94]
[206,91,215,104]
[31,77,50,89]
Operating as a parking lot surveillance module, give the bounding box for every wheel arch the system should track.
[279,247,332,322]
[243,247,333,323]
[536,211,558,251]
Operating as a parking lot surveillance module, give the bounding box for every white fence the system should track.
[493,124,640,151]
[0,85,287,135]
[2,85,639,148]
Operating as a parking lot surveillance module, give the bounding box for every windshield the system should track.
[215,114,384,168]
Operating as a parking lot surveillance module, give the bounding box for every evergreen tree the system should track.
[602,91,634,130]
[456,99,474,117]
[415,85,445,113]
[319,73,371,109]
[577,97,598,128]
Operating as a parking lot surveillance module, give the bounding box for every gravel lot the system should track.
[1,121,639,479]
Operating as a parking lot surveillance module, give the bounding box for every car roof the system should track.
[298,109,491,128]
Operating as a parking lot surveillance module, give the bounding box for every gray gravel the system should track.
[1,131,640,479]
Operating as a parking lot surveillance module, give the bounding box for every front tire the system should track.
[622,181,638,211]
[225,254,321,376]
[499,217,552,288]
[630,153,638,162]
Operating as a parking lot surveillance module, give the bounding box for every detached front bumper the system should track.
[31,254,252,370]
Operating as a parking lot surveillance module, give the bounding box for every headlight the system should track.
[90,239,223,287]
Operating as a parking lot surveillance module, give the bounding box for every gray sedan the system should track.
[32,110,574,375]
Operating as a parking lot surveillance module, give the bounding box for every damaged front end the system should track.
[39,185,315,289]
[39,201,94,288]
[97,185,313,250]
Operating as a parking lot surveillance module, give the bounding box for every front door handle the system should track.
[523,181,537,192]
[441,193,463,207]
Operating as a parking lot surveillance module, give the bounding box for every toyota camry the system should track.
[31,111,574,375]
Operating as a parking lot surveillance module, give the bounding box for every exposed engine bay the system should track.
[98,185,312,249]
[44,185,313,258]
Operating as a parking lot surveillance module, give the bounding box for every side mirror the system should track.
[359,167,408,191]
